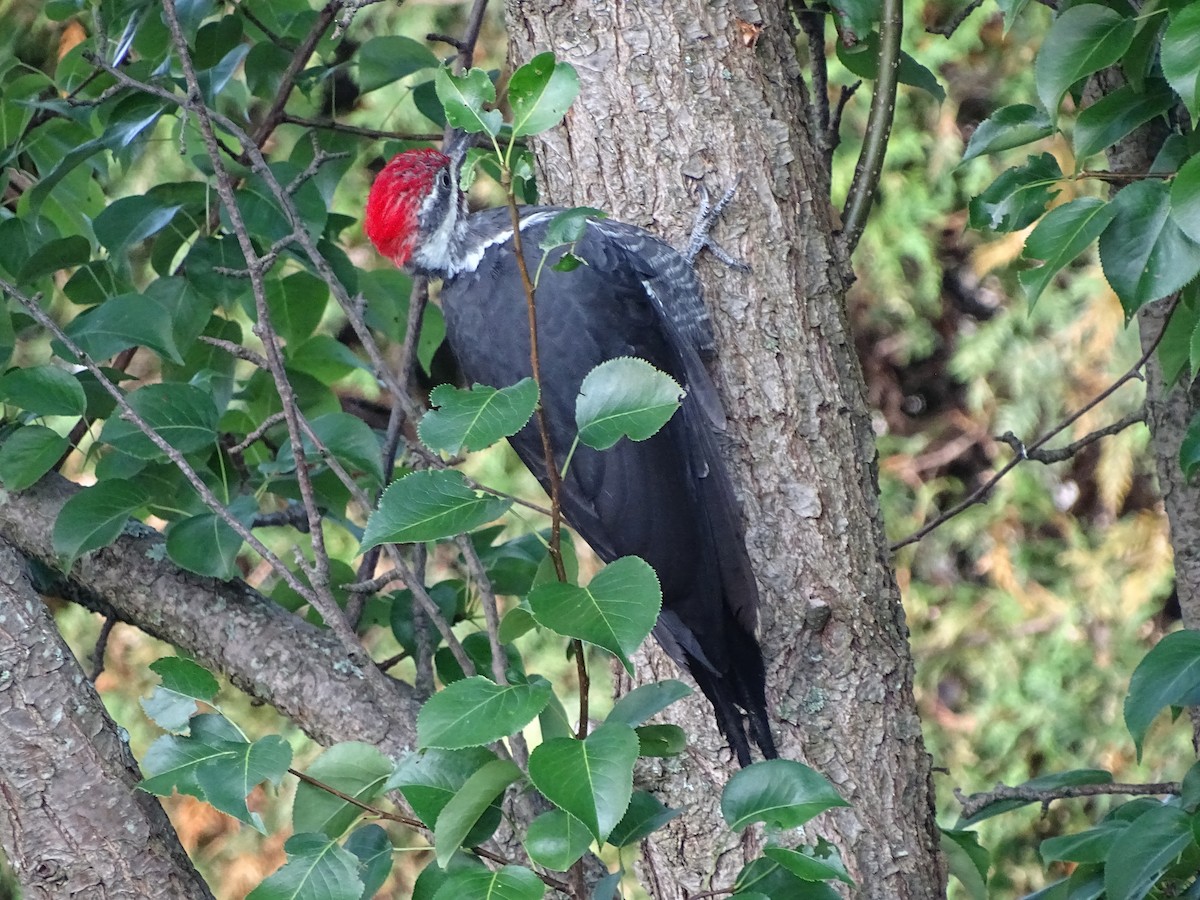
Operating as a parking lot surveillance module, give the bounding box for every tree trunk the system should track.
[505,2,945,896]
[0,539,215,898]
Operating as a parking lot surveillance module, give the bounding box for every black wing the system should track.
[440,208,775,764]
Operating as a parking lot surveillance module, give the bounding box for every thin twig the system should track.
[287,768,573,892]
[281,114,442,143]
[955,780,1181,820]
[246,0,343,159]
[840,0,902,254]
[89,617,116,683]
[891,293,1181,551]
[927,0,985,36]
[1,278,322,610]
[229,411,287,455]
[199,335,269,369]
[160,0,371,672]
[998,409,1145,465]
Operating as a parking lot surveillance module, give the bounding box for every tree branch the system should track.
[890,293,1180,551]
[0,540,216,898]
[839,0,902,254]
[955,780,1180,820]
[0,476,419,757]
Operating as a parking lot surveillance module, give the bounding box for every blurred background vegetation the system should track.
[1,0,1180,895]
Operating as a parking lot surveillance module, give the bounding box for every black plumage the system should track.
[438,208,776,765]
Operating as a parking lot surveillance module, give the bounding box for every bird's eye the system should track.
[437,168,451,189]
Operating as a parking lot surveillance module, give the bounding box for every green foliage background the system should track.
[0,0,1188,895]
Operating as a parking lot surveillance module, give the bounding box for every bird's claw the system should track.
[683,175,751,273]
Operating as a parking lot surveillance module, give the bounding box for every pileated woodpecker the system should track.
[364,141,776,765]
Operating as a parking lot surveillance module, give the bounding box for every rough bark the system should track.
[0,476,419,758]
[506,2,944,897]
[0,538,214,898]
[1094,67,1200,747]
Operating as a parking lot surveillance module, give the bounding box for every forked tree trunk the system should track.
[506,2,945,897]
[0,540,214,898]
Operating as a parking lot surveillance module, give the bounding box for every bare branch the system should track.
[999,409,1146,465]
[955,780,1180,820]
[926,0,986,37]
[891,293,1181,551]
[281,114,443,143]
[839,0,902,254]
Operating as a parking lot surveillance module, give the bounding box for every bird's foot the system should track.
[683,177,751,273]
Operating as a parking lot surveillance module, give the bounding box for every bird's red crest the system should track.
[364,149,449,267]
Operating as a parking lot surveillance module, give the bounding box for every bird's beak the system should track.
[443,129,473,169]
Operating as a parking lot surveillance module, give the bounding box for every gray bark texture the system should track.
[505,2,945,897]
[0,538,214,898]
[1101,73,1200,747]
[0,477,419,758]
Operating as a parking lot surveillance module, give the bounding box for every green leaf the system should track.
[1162,3,1200,118]
[279,412,384,489]
[247,833,363,900]
[1035,4,1136,116]
[1171,152,1200,246]
[343,825,393,900]
[362,470,511,549]
[1125,629,1200,758]
[721,759,848,832]
[1099,179,1200,317]
[765,844,854,885]
[434,67,502,137]
[417,676,553,749]
[99,383,220,460]
[16,234,92,283]
[527,722,639,844]
[733,857,840,899]
[1180,412,1200,480]
[967,153,1062,233]
[828,0,878,36]
[528,556,661,674]
[430,865,545,900]
[0,365,87,417]
[1104,805,1194,900]
[293,742,393,839]
[166,510,244,581]
[53,478,150,565]
[64,292,184,364]
[940,830,988,899]
[93,195,182,259]
[576,357,684,450]
[388,747,499,831]
[141,723,291,832]
[539,207,607,250]
[1074,80,1176,162]
[607,680,692,727]
[508,52,580,138]
[0,426,67,491]
[607,790,681,847]
[357,35,439,93]
[836,33,946,102]
[635,723,686,757]
[195,735,292,830]
[139,657,220,733]
[419,380,539,455]
[1040,821,1127,864]
[961,105,1053,164]
[265,271,328,345]
[434,759,522,867]
[1019,197,1117,308]
[524,809,592,869]
[957,769,1114,826]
